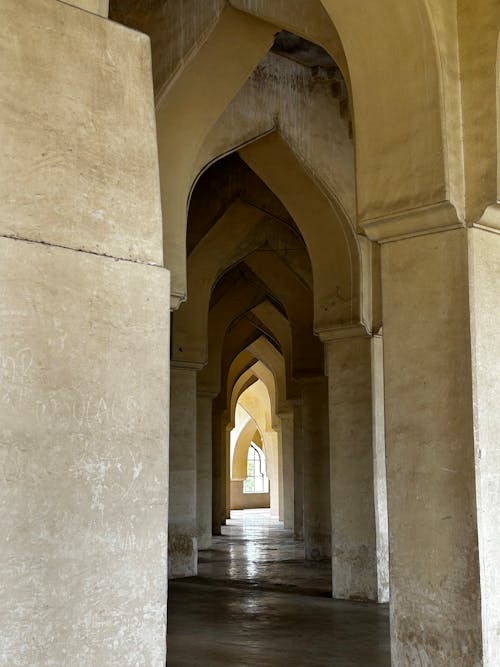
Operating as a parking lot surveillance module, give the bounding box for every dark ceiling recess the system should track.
[271,30,337,69]
[271,30,351,136]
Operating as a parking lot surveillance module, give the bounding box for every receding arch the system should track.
[173,195,324,367]
[155,6,276,306]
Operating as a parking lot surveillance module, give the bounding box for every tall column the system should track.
[196,392,214,550]
[278,426,285,522]
[169,363,198,578]
[323,330,377,601]
[223,417,231,523]
[468,215,500,666]
[371,332,390,603]
[379,223,482,664]
[0,1,169,663]
[211,410,230,532]
[292,401,304,539]
[278,412,295,530]
[301,378,331,560]
[266,429,281,519]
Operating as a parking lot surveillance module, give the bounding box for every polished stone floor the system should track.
[167,509,390,666]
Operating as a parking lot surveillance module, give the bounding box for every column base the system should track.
[305,532,331,561]
[332,544,378,601]
[198,534,212,551]
[168,533,198,579]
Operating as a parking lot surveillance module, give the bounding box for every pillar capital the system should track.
[197,389,218,399]
[171,359,205,372]
[361,201,462,244]
[473,202,500,235]
[317,323,370,343]
[170,289,186,312]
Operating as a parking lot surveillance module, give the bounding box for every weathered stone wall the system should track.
[0,1,169,664]
[230,481,270,510]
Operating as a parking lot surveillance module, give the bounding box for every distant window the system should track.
[243,443,269,494]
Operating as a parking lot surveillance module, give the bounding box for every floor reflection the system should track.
[167,508,390,666]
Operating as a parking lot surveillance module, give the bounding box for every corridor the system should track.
[167,510,390,666]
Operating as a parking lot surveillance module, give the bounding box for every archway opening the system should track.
[160,14,389,665]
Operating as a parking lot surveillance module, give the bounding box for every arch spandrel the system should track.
[155,6,276,306]
[319,0,445,223]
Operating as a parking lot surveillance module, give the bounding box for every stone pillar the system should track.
[266,429,281,519]
[292,401,304,539]
[211,410,223,534]
[277,426,285,522]
[169,364,198,578]
[223,417,231,523]
[278,412,295,530]
[301,378,331,560]
[371,332,390,603]
[0,1,169,663]
[468,214,500,666]
[196,392,214,550]
[379,224,482,665]
[212,411,230,532]
[323,330,377,601]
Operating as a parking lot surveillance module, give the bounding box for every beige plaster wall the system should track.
[0,238,169,666]
[469,227,500,666]
[230,481,270,510]
[319,0,446,222]
[456,1,500,221]
[0,0,163,265]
